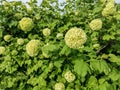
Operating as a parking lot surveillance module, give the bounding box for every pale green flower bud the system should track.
[65,27,87,49]
[64,70,75,83]
[0,46,6,55]
[14,13,23,19]
[89,19,102,30]
[19,17,34,32]
[54,82,65,90]
[93,44,100,50]
[27,7,33,14]
[17,38,24,45]
[43,28,51,36]
[4,35,12,42]
[26,40,41,57]
[56,33,63,39]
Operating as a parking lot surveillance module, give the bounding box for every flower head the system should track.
[42,28,51,36]
[19,17,34,32]
[26,40,41,57]
[4,35,12,42]
[0,46,6,55]
[65,27,87,49]
[89,19,102,30]
[56,33,63,39]
[54,82,65,90]
[64,70,75,83]
[102,2,116,16]
[17,38,24,45]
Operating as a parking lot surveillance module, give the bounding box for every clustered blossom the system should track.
[102,2,116,17]
[64,70,76,83]
[42,28,51,36]
[4,35,12,42]
[114,11,120,20]
[17,38,24,45]
[26,40,41,57]
[0,46,6,55]
[89,19,102,30]
[19,17,34,32]
[54,82,65,90]
[65,27,87,49]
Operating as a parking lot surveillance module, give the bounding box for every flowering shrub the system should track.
[0,0,120,90]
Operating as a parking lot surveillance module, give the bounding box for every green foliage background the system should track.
[0,0,120,90]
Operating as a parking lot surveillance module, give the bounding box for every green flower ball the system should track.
[19,17,34,32]
[54,82,65,90]
[0,46,6,55]
[65,27,87,49]
[89,19,102,30]
[43,28,51,36]
[26,40,41,57]
[102,2,116,16]
[17,38,24,45]
[4,35,12,42]
[64,70,76,83]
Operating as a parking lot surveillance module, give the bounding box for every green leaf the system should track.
[108,54,120,65]
[90,60,111,75]
[108,68,120,81]
[74,59,90,77]
[87,76,98,88]
[59,45,71,56]
[99,82,114,90]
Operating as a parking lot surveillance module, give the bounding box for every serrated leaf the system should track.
[54,58,64,68]
[99,82,114,90]
[108,54,120,65]
[90,60,111,75]
[108,68,120,81]
[74,60,90,77]
[87,76,98,88]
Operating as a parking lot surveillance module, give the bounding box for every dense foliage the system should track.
[0,0,120,90]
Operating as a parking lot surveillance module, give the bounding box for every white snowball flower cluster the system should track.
[0,46,6,55]
[65,27,87,49]
[4,35,12,42]
[42,28,51,36]
[26,40,41,57]
[89,19,102,30]
[54,82,65,90]
[19,17,34,32]
[17,38,24,45]
[64,70,76,83]
[102,2,116,17]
